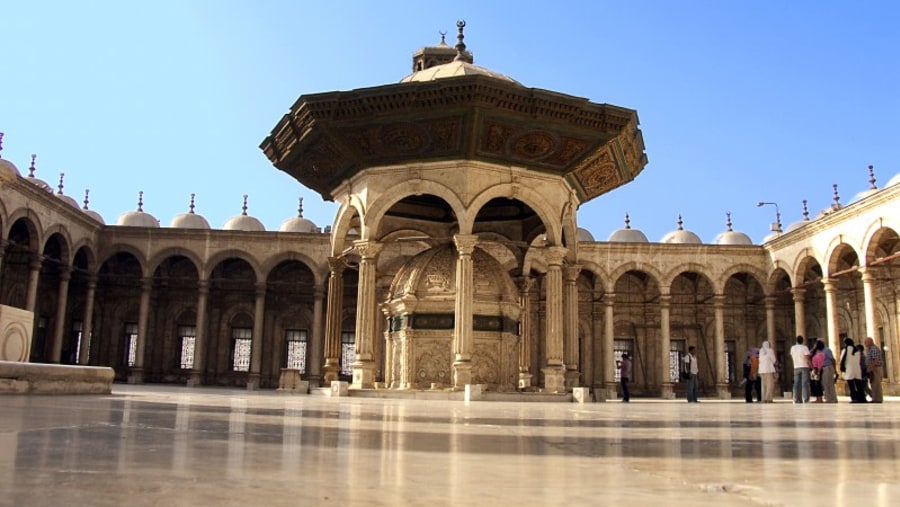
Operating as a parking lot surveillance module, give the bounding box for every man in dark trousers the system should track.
[619,353,632,402]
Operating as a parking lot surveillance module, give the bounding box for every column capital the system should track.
[197,279,210,292]
[140,277,153,291]
[791,287,806,300]
[86,274,99,288]
[452,234,479,255]
[822,278,837,292]
[860,266,878,282]
[255,281,267,296]
[564,264,582,282]
[58,268,72,282]
[764,295,777,309]
[713,294,726,307]
[517,275,535,293]
[29,254,43,270]
[313,284,325,298]
[353,240,383,259]
[327,256,348,274]
[545,246,568,266]
[602,292,616,306]
[659,294,672,306]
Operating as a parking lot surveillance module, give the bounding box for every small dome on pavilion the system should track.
[713,212,752,245]
[660,215,702,244]
[785,200,811,233]
[54,173,81,209]
[223,195,265,231]
[170,194,210,229]
[576,227,594,242]
[886,172,900,187]
[608,213,648,243]
[815,184,843,219]
[117,191,159,228]
[280,198,318,233]
[849,165,879,204]
[0,134,21,180]
[25,154,53,193]
[80,189,105,224]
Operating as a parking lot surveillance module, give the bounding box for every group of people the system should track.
[616,335,885,403]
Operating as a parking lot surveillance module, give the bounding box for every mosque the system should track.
[1,23,898,400]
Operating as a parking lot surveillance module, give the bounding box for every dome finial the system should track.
[439,30,447,45]
[0,132,4,159]
[868,164,877,190]
[676,214,684,231]
[28,154,36,178]
[137,191,144,212]
[802,199,809,221]
[454,20,467,61]
[83,189,91,210]
[242,194,249,216]
[624,212,631,229]
[297,197,304,217]
[725,211,733,231]
[189,193,196,214]
[832,183,841,209]
[57,173,66,195]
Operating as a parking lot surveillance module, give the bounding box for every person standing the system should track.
[812,339,838,403]
[743,347,761,403]
[864,337,884,403]
[790,336,811,403]
[758,341,777,403]
[618,353,632,402]
[683,346,699,403]
[840,338,866,403]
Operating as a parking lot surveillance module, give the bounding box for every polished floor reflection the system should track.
[2,386,899,506]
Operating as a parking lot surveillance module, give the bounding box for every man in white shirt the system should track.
[790,335,811,403]
[683,346,699,403]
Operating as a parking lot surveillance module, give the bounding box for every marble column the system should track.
[765,296,776,347]
[823,279,840,354]
[713,295,729,398]
[791,288,806,339]
[590,296,603,391]
[25,255,42,313]
[451,234,478,388]
[517,276,535,389]
[603,293,616,399]
[541,246,567,393]
[659,293,674,399]
[129,277,152,384]
[78,275,97,365]
[563,264,582,388]
[308,284,325,386]
[351,240,382,389]
[49,269,71,363]
[323,257,346,384]
[188,280,209,387]
[382,308,393,389]
[861,268,879,344]
[248,282,266,390]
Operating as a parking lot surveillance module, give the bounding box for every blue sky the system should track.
[2,1,898,243]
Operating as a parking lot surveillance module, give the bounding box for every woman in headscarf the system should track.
[758,341,777,403]
[840,338,866,403]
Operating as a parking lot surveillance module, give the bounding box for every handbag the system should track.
[680,369,691,381]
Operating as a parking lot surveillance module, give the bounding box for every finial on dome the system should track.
[137,191,144,212]
[297,197,304,217]
[57,173,65,195]
[832,183,841,208]
[624,212,631,229]
[189,193,196,214]
[83,189,91,210]
[241,194,249,216]
[439,31,447,45]
[725,212,733,231]
[868,164,877,190]
[676,214,684,231]
[0,132,4,159]
[802,199,809,221]
[28,154,36,178]
[454,20,467,61]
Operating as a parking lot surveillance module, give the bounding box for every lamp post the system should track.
[756,201,782,234]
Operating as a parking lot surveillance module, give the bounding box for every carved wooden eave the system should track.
[261,75,648,203]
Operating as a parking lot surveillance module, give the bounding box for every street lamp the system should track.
[756,201,782,233]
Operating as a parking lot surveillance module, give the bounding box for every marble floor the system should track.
[1,386,899,507]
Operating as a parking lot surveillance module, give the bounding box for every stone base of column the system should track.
[660,382,675,400]
[542,366,566,393]
[186,371,203,387]
[716,382,731,399]
[350,361,375,389]
[604,381,619,401]
[323,361,340,385]
[246,373,260,391]
[517,372,534,390]
[127,368,144,384]
[564,369,581,389]
[453,361,473,389]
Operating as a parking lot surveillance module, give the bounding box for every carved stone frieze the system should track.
[414,340,452,386]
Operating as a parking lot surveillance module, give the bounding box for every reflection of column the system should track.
[765,296,776,347]
[660,293,673,398]
[50,269,71,363]
[78,275,97,365]
[603,293,616,398]
[188,280,209,386]
[861,268,878,343]
[351,240,382,389]
[452,234,477,388]
[129,277,152,383]
[714,295,727,398]
[590,296,603,389]
[308,284,325,386]
[541,246,567,392]
[823,279,840,354]
[248,282,266,390]
[25,256,42,312]
[563,264,581,388]
[791,288,806,338]
[517,276,534,389]
[382,309,393,388]
[323,257,346,384]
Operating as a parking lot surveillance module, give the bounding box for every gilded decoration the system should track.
[472,342,499,385]
[570,147,619,199]
[511,131,556,160]
[415,340,452,386]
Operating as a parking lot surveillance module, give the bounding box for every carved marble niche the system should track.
[384,244,520,390]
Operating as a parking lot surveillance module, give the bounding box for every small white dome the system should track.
[116,191,159,228]
[850,188,879,204]
[785,219,810,232]
[83,209,105,224]
[660,215,702,244]
[761,231,781,243]
[279,198,318,233]
[169,194,210,229]
[714,230,753,245]
[223,195,265,231]
[57,193,80,208]
[576,227,594,242]
[886,173,900,187]
[0,158,20,181]
[608,214,648,242]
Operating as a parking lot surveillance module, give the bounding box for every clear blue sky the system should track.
[2,1,898,243]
